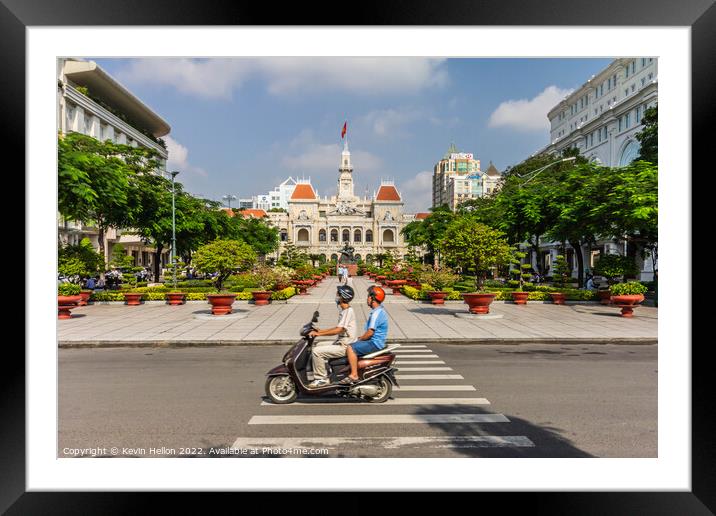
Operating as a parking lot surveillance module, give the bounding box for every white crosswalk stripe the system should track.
[241,341,535,454]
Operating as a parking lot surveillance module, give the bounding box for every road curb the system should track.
[58,337,657,349]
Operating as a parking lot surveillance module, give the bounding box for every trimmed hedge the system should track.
[89,287,298,302]
[401,285,597,302]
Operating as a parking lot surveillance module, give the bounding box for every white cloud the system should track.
[359,108,422,138]
[165,136,207,177]
[116,58,448,99]
[399,171,433,213]
[488,85,574,132]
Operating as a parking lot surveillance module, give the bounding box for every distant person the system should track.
[96,276,105,290]
[585,275,597,291]
[85,277,96,290]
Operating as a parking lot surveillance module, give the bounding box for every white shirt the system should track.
[335,306,357,346]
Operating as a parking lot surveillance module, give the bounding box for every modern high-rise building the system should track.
[57,58,172,270]
[431,144,500,210]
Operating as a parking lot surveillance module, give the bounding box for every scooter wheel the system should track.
[367,376,392,403]
[265,375,297,404]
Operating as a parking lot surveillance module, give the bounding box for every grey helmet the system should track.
[336,285,355,303]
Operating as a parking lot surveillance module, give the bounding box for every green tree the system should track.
[278,241,308,269]
[593,253,640,285]
[58,238,104,282]
[226,216,280,257]
[635,105,657,164]
[109,243,135,269]
[552,255,571,289]
[58,133,160,264]
[400,205,456,266]
[509,251,532,291]
[438,219,513,291]
[192,239,257,292]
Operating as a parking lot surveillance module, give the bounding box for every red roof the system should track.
[290,184,317,200]
[221,208,267,219]
[375,185,401,201]
[415,212,430,220]
[240,209,267,219]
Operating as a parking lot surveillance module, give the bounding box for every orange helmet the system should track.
[368,285,386,304]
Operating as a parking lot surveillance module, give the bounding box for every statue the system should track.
[339,242,356,264]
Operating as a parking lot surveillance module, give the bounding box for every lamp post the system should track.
[515,156,576,185]
[171,171,179,288]
[222,194,237,210]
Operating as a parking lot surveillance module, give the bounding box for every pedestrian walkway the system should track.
[232,344,536,456]
[58,276,658,347]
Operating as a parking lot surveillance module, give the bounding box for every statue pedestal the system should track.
[336,264,358,277]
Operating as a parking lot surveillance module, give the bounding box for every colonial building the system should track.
[57,57,172,270]
[528,57,658,281]
[432,144,501,210]
[267,142,410,263]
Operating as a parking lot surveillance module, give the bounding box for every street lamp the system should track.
[171,170,180,288]
[516,156,576,185]
[222,194,237,210]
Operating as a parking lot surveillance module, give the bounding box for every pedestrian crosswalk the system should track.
[235,343,535,456]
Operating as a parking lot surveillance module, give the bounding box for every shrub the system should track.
[593,254,639,285]
[250,265,277,291]
[610,281,648,296]
[271,287,297,300]
[416,266,460,291]
[552,255,571,289]
[58,283,82,296]
[193,239,257,291]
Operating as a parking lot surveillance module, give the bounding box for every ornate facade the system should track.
[267,142,412,263]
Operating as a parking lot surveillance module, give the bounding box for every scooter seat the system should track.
[328,357,349,366]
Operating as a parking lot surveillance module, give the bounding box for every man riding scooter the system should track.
[307,285,357,388]
[339,285,389,385]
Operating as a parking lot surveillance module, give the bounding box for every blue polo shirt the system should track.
[365,305,389,350]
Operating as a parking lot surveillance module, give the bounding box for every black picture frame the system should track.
[5,0,709,512]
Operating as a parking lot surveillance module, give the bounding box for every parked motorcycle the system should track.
[265,311,399,404]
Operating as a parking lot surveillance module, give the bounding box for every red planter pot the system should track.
[427,291,448,305]
[462,293,497,314]
[292,280,309,295]
[166,292,186,305]
[57,295,82,319]
[407,280,421,288]
[598,290,612,305]
[375,275,387,286]
[207,294,237,315]
[251,291,272,306]
[123,293,143,306]
[610,294,645,317]
[549,292,566,305]
[312,275,323,283]
[79,290,92,306]
[389,279,406,295]
[511,291,529,305]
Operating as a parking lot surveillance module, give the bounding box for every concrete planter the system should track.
[610,294,645,317]
[58,295,82,319]
[79,290,92,306]
[251,291,272,306]
[511,292,529,305]
[123,293,143,306]
[427,291,448,305]
[207,294,238,315]
[462,293,497,314]
[166,292,186,305]
[549,292,566,305]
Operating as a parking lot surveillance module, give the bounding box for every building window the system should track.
[382,229,395,244]
[636,106,642,124]
[280,230,288,242]
[342,229,350,242]
[354,229,362,242]
[365,230,373,243]
[642,58,646,67]
[625,112,630,128]
[330,229,338,242]
[618,117,622,132]
[319,229,326,242]
[297,228,309,243]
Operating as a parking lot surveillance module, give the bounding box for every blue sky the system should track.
[94,57,613,212]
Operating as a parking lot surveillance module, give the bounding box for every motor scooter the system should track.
[265,311,400,404]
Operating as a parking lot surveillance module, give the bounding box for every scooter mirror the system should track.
[312,311,320,323]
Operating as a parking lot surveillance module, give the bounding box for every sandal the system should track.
[338,376,358,385]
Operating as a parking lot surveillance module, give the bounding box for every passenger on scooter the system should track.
[339,285,388,385]
[306,285,357,388]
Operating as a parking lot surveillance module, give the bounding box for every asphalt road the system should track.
[58,343,657,458]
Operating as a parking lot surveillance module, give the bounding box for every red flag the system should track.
[341,122,347,139]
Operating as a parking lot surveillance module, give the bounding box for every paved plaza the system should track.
[58,277,658,347]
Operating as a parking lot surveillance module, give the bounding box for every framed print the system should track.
[5,0,712,512]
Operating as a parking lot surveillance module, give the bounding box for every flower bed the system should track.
[90,286,298,302]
